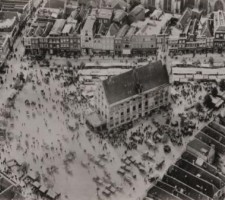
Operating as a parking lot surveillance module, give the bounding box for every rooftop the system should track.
[175,159,224,190]
[50,19,66,36]
[97,8,113,20]
[82,16,96,31]
[167,165,217,198]
[132,13,173,35]
[44,0,65,9]
[106,23,120,36]
[113,9,127,22]
[147,185,181,200]
[162,174,210,200]
[187,138,211,157]
[0,11,18,29]
[125,26,137,37]
[109,0,130,10]
[129,4,145,17]
[116,24,129,38]
[102,61,169,105]
[214,10,225,34]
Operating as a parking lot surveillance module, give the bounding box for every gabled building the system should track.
[80,16,96,54]
[128,4,145,24]
[114,24,129,55]
[213,10,225,51]
[113,9,127,25]
[94,61,170,130]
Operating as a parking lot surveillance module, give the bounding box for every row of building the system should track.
[23,4,165,56]
[146,120,225,200]
[22,0,225,58]
[0,0,33,67]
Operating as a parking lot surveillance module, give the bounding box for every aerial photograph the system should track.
[2,0,225,200]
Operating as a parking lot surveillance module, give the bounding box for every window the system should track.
[139,103,142,109]
[145,101,148,106]
[127,108,130,113]
[121,112,124,116]
[133,106,136,111]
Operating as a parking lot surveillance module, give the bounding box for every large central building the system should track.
[94,61,170,130]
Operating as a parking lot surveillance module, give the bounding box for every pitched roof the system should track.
[107,23,120,36]
[147,185,182,200]
[102,61,169,105]
[116,24,129,38]
[110,0,130,10]
[201,20,213,37]
[177,7,192,29]
[113,9,127,22]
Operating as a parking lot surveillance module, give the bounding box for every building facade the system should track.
[131,34,157,55]
[93,35,114,54]
[80,16,97,55]
[95,61,170,130]
[24,35,81,55]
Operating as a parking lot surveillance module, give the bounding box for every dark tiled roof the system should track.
[102,61,169,105]
[113,9,127,22]
[182,151,225,184]
[216,25,225,32]
[167,165,216,198]
[178,8,192,29]
[162,175,209,200]
[202,126,225,146]
[107,23,120,36]
[175,159,224,190]
[156,181,193,200]
[209,121,225,137]
[0,11,18,20]
[187,138,211,155]
[147,185,182,200]
[196,132,225,154]
[116,24,129,38]
[201,20,213,37]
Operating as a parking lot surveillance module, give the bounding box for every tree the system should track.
[220,79,225,92]
[204,94,215,109]
[212,87,218,97]
[208,57,214,66]
[195,103,203,113]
